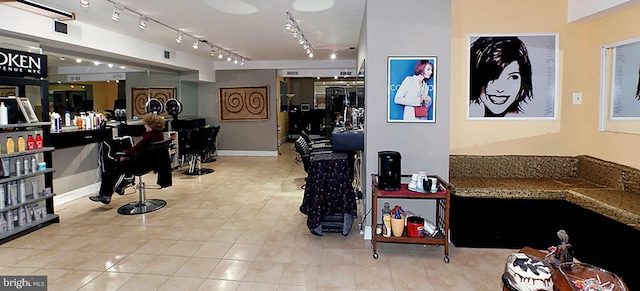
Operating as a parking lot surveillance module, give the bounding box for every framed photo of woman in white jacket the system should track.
[388,56,437,123]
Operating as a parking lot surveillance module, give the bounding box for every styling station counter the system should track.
[49,127,114,205]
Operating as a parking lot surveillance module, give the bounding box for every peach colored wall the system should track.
[580,6,640,169]
[450,0,587,157]
[451,0,640,169]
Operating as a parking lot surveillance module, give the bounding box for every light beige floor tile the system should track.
[242,261,285,284]
[208,259,251,281]
[255,245,291,263]
[277,285,317,291]
[77,271,133,291]
[280,263,319,286]
[173,257,220,278]
[116,273,168,291]
[107,254,157,273]
[47,270,102,291]
[162,240,205,256]
[138,255,189,275]
[236,281,278,291]
[157,276,205,291]
[209,229,244,243]
[223,243,262,261]
[193,241,233,258]
[316,265,355,288]
[133,239,176,255]
[198,279,241,291]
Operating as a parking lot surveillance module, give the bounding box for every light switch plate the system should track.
[572,92,582,105]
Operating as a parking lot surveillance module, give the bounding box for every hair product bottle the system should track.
[17,136,26,152]
[35,134,43,149]
[0,183,5,209]
[27,135,35,150]
[6,137,14,154]
[0,102,8,125]
[19,179,26,203]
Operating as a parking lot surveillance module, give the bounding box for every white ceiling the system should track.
[30,0,365,66]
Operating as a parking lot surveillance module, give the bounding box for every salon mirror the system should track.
[600,37,640,135]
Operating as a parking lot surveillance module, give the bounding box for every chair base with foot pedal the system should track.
[117,139,172,215]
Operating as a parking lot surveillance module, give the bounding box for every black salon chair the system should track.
[117,139,173,215]
[182,126,219,175]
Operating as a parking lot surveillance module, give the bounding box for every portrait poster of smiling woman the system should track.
[387,56,437,123]
[467,34,558,119]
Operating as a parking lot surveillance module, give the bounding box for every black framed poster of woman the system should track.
[467,34,558,119]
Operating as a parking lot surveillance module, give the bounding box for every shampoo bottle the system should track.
[6,137,14,154]
[0,213,6,233]
[19,179,26,203]
[0,102,8,125]
[26,135,35,150]
[23,157,29,175]
[0,183,5,209]
[35,134,43,149]
[65,111,71,127]
[17,136,26,152]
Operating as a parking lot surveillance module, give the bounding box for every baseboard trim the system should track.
[54,183,100,206]
[217,150,278,157]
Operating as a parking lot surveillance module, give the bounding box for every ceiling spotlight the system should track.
[79,0,89,8]
[330,52,336,60]
[111,5,121,21]
[210,49,215,57]
[285,11,314,58]
[138,16,147,30]
[59,56,65,61]
[240,59,245,65]
[176,31,183,43]
[192,39,199,50]
[218,51,224,59]
[227,56,232,62]
[76,58,82,63]
[93,61,100,65]
[108,64,113,68]
[119,65,126,69]
[234,57,238,64]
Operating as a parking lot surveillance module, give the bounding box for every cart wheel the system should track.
[373,253,378,259]
[444,256,450,263]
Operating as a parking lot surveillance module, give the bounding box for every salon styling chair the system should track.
[182,126,219,175]
[117,139,173,215]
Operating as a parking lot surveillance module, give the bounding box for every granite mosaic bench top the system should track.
[450,155,640,231]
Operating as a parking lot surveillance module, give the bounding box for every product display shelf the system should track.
[371,174,451,262]
[0,122,50,130]
[0,214,59,242]
[0,124,58,245]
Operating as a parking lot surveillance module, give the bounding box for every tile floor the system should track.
[0,143,516,291]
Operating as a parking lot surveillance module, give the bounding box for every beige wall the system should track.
[450,0,640,169]
[582,6,640,169]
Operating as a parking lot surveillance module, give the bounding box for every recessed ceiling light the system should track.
[93,61,100,65]
[108,64,113,68]
[76,59,82,63]
[119,65,126,69]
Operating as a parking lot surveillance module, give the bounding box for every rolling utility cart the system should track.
[371,174,451,262]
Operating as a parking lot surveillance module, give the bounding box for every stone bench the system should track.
[449,155,640,290]
[450,155,640,230]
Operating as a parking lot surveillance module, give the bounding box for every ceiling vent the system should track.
[2,0,75,21]
[53,20,67,34]
[163,50,176,60]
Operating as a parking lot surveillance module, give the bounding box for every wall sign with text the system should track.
[0,48,48,79]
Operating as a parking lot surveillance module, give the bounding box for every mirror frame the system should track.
[599,36,640,134]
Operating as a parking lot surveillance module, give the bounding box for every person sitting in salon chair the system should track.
[89,114,165,204]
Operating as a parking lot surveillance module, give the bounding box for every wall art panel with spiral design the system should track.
[219,86,269,121]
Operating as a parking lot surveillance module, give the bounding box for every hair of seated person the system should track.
[143,114,165,131]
